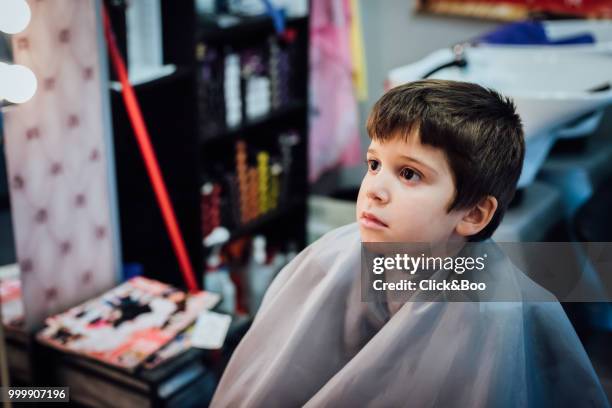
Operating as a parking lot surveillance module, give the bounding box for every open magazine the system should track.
[0,263,25,330]
[37,276,220,371]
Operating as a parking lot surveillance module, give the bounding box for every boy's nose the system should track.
[366,183,390,205]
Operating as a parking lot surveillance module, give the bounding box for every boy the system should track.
[211,80,609,407]
[357,79,519,245]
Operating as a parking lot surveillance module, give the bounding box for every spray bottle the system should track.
[203,227,236,315]
[247,235,286,314]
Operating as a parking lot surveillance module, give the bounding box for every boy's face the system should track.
[356,132,467,243]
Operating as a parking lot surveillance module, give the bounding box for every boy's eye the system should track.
[367,159,380,172]
[400,167,421,182]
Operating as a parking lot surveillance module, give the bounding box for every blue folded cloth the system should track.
[479,21,595,45]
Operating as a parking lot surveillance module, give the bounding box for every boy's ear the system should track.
[455,196,498,238]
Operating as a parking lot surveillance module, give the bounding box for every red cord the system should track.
[102,7,199,292]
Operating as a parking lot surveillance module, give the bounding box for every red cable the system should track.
[102,7,199,292]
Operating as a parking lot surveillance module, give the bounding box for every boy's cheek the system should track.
[355,184,369,218]
[391,209,451,243]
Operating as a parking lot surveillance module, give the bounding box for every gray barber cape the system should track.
[211,223,609,407]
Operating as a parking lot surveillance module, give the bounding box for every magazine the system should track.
[142,325,195,370]
[37,276,220,371]
[0,263,24,329]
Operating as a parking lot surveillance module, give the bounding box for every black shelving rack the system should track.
[106,1,309,289]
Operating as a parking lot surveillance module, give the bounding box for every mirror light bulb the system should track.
[0,62,8,101]
[0,0,31,34]
[0,63,37,104]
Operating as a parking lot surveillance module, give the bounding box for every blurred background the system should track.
[1,0,612,406]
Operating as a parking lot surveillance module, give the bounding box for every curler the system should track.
[257,151,270,213]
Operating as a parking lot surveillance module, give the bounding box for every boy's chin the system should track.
[358,226,430,244]
[358,226,391,243]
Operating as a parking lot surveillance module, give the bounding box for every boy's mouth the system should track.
[360,211,389,230]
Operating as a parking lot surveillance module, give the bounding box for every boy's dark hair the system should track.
[366,79,525,241]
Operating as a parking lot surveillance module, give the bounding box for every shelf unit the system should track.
[201,100,306,143]
[106,1,309,289]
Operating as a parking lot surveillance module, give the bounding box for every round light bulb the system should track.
[0,0,31,34]
[2,64,37,104]
[0,62,8,101]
